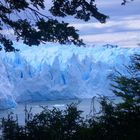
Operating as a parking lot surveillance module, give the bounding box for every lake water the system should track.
[0,98,100,124]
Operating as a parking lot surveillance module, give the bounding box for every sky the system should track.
[68,0,140,48]
[2,0,140,48]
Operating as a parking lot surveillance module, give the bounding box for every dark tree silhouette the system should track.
[0,0,107,51]
[0,0,134,51]
[121,0,134,5]
[111,54,140,110]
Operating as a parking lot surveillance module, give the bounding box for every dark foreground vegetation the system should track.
[0,54,140,140]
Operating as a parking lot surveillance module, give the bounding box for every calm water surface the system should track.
[0,98,99,124]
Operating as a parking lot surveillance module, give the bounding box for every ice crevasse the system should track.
[0,43,140,109]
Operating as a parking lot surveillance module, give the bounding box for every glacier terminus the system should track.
[0,43,140,110]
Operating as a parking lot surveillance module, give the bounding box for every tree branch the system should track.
[27,7,51,19]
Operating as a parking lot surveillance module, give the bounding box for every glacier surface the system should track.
[0,43,140,109]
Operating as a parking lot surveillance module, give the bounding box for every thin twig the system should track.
[28,7,52,19]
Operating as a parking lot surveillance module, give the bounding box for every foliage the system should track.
[0,0,134,51]
[110,54,140,111]
[99,53,140,140]
[0,0,109,52]
[1,99,140,140]
[121,0,134,5]
[1,104,84,140]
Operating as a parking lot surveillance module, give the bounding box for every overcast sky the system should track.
[69,0,140,47]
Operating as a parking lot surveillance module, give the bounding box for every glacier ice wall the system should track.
[0,43,140,109]
[0,59,16,110]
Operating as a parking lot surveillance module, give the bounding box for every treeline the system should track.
[0,54,140,140]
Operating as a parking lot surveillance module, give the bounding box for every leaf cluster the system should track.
[110,54,140,111]
[1,96,140,140]
[0,0,108,51]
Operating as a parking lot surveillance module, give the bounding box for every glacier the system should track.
[0,43,140,110]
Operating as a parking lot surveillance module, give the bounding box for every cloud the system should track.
[96,0,140,16]
[72,19,140,31]
[0,29,14,36]
[1,0,140,48]
[81,31,140,48]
